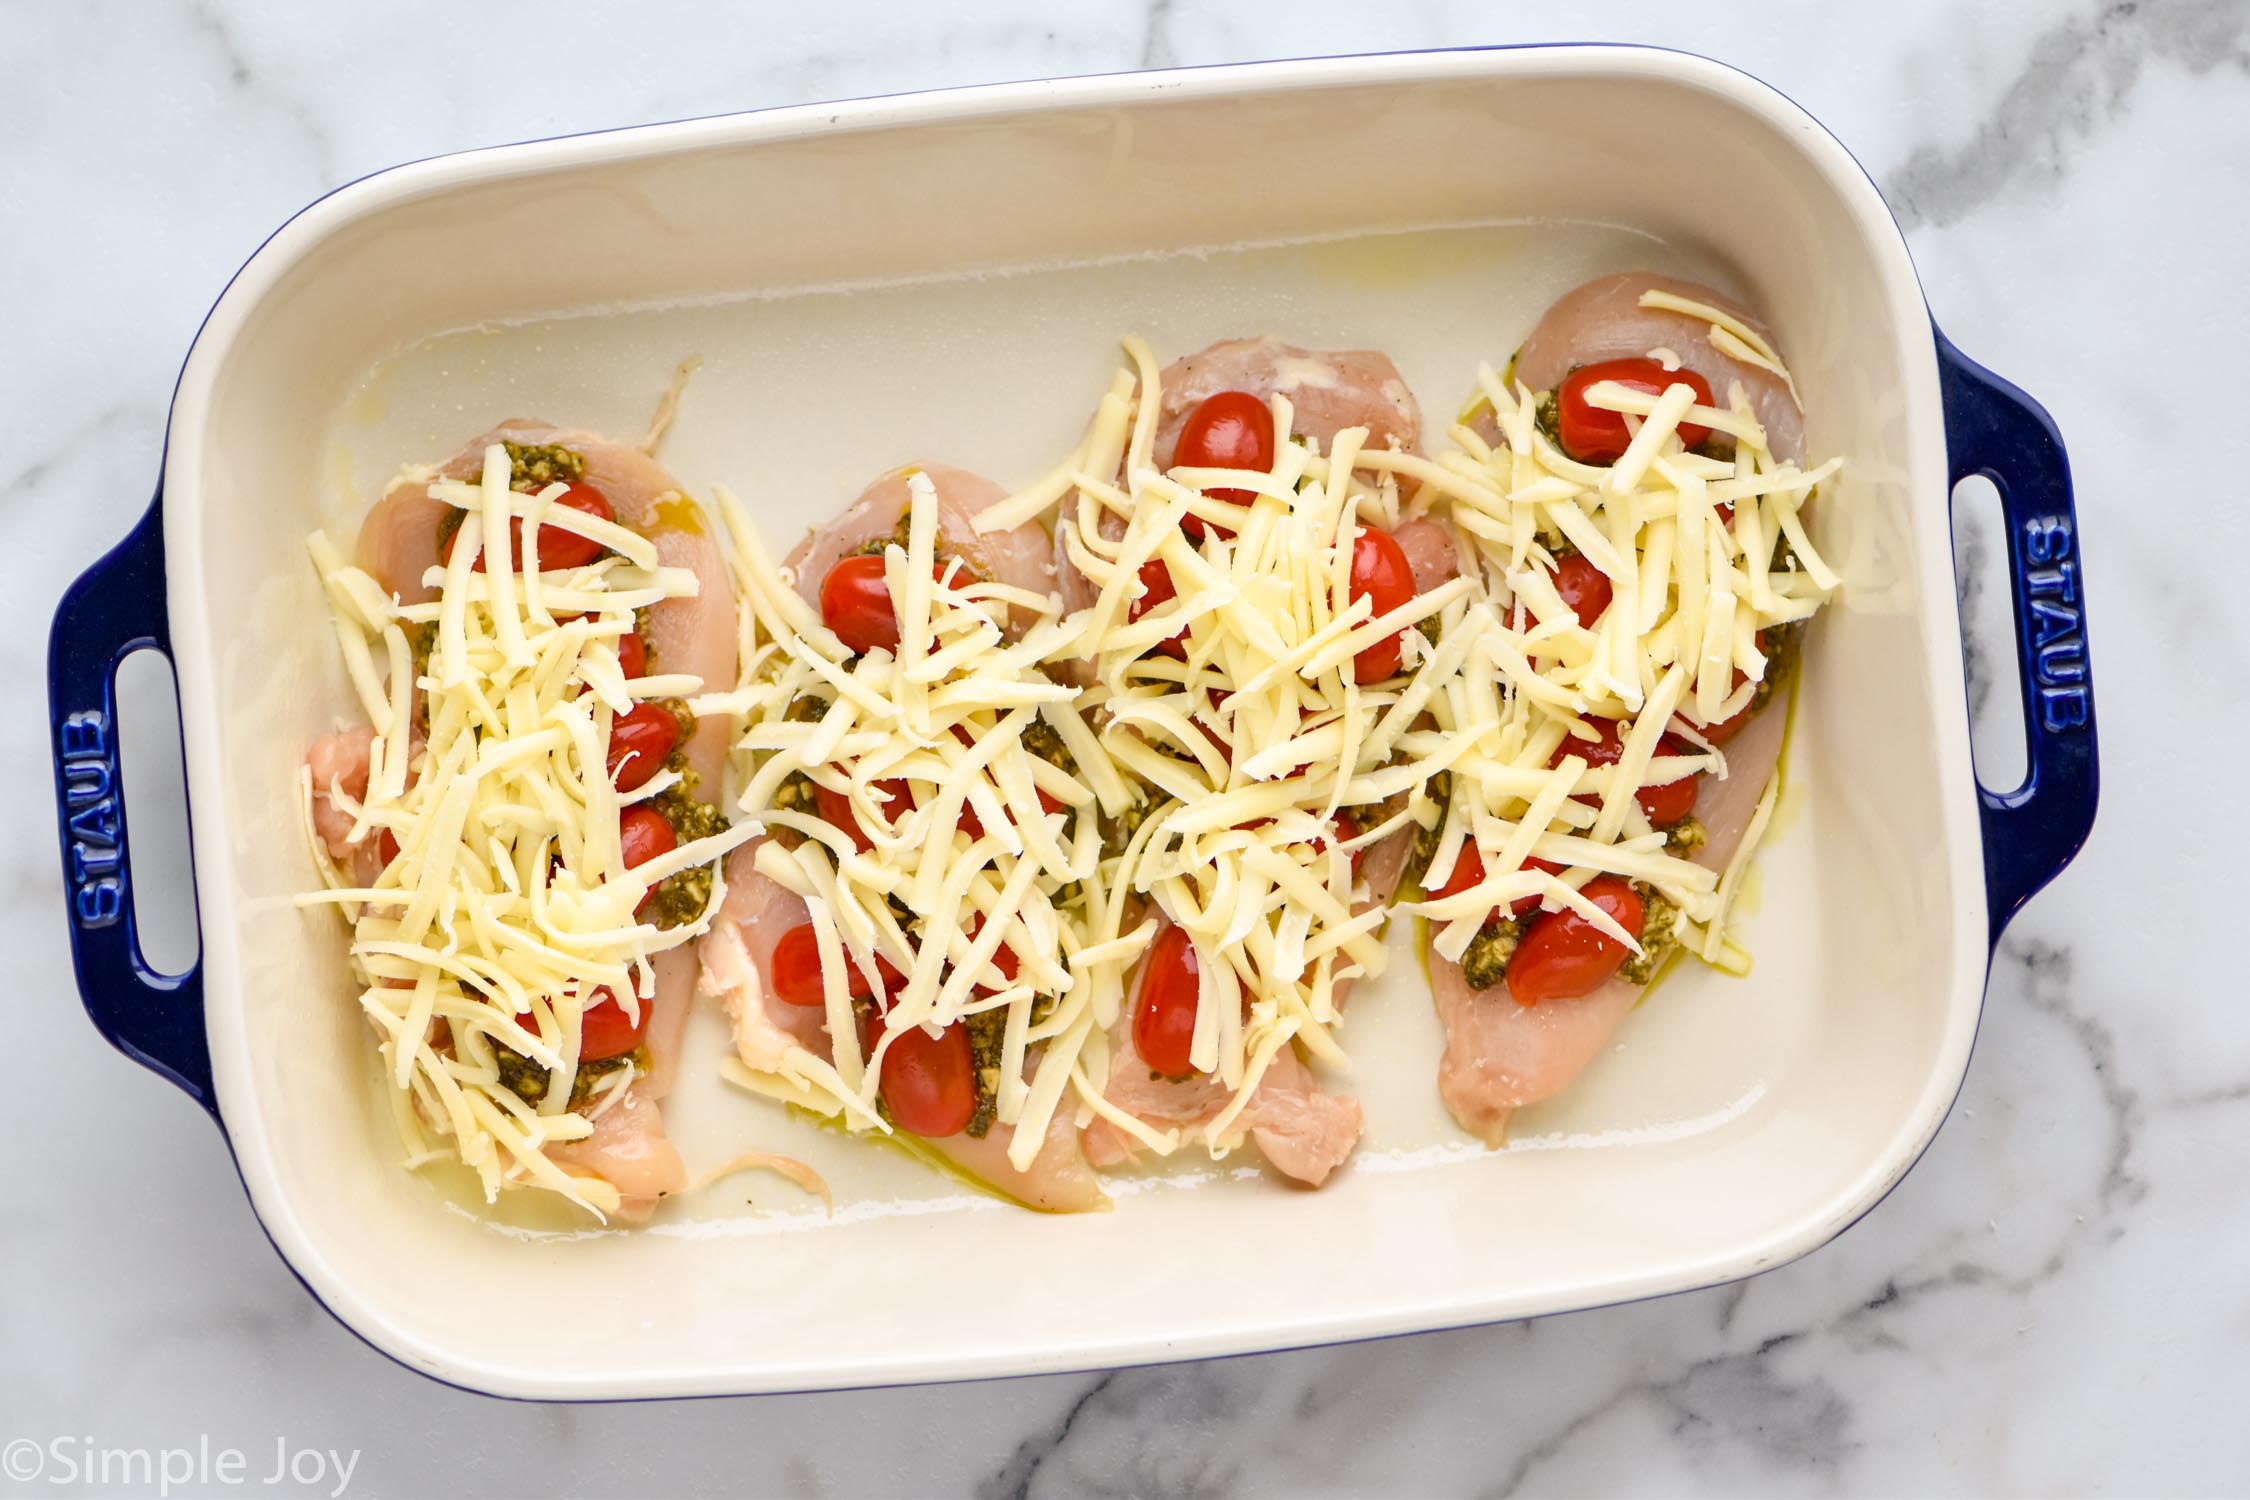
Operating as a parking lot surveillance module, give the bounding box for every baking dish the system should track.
[45,47,2098,1399]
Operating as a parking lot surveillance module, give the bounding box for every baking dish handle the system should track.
[47,492,215,1113]
[1936,327,2099,945]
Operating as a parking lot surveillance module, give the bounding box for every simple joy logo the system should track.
[4,1434,360,1496]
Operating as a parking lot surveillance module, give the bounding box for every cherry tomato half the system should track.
[819,555,960,656]
[575,985,648,1061]
[863,1008,976,1137]
[814,776,911,852]
[1173,390,1275,538]
[1557,359,1716,466]
[1348,527,1416,684]
[1697,694,1755,745]
[1131,922,1202,1079]
[1505,877,1645,1006]
[607,702,681,793]
[956,782,1067,842]
[446,482,614,573]
[1674,631,1770,745]
[1549,718,1699,828]
[966,915,1022,994]
[619,803,676,868]
[1637,735,1702,828]
[616,628,647,679]
[769,923,904,1008]
[1128,558,1188,660]
[1426,843,1562,919]
[1550,551,1613,630]
[1319,811,1368,877]
[557,613,647,680]
[819,554,901,655]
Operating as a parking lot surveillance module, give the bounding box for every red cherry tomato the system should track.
[1551,551,1613,630]
[558,613,647,679]
[1319,811,1367,876]
[1173,391,1275,538]
[966,915,1022,993]
[769,926,828,1006]
[814,776,911,853]
[863,1008,976,1137]
[1128,558,1189,660]
[1506,876,1645,1006]
[1698,694,1755,745]
[606,702,680,793]
[819,554,901,655]
[574,985,647,1061]
[769,923,902,1008]
[615,628,646,679]
[446,482,614,573]
[1549,719,1699,827]
[530,483,613,570]
[818,554,961,657]
[1348,527,1416,683]
[1674,631,1769,744]
[377,828,401,867]
[1557,359,1716,466]
[1426,844,1563,919]
[1131,923,1202,1079]
[1637,735,1702,828]
[956,783,1065,842]
[619,804,676,871]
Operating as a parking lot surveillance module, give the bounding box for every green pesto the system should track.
[1619,888,1680,986]
[405,618,438,675]
[1022,715,1073,775]
[646,790,726,928]
[1665,816,1708,856]
[849,509,987,581]
[502,441,586,491]
[493,1042,640,1110]
[429,442,584,561]
[964,1008,1008,1139]
[432,505,465,557]
[1101,794,1154,863]
[1461,915,1521,991]
[1754,621,1805,712]
[1533,389,1562,448]
[752,694,829,846]
[1400,770,1452,894]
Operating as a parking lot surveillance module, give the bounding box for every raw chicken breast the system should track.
[784,462,1057,636]
[696,835,1107,1213]
[325,420,737,1212]
[1431,694,1792,1144]
[1511,272,1805,464]
[545,1083,686,1224]
[305,725,384,887]
[1082,921,1366,1188]
[351,420,736,795]
[1151,337,1422,463]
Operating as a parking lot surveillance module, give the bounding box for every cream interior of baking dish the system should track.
[167,52,1987,1396]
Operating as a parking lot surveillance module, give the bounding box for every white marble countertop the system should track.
[5,1,2239,1495]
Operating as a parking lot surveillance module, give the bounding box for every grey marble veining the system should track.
[4,0,2242,1495]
